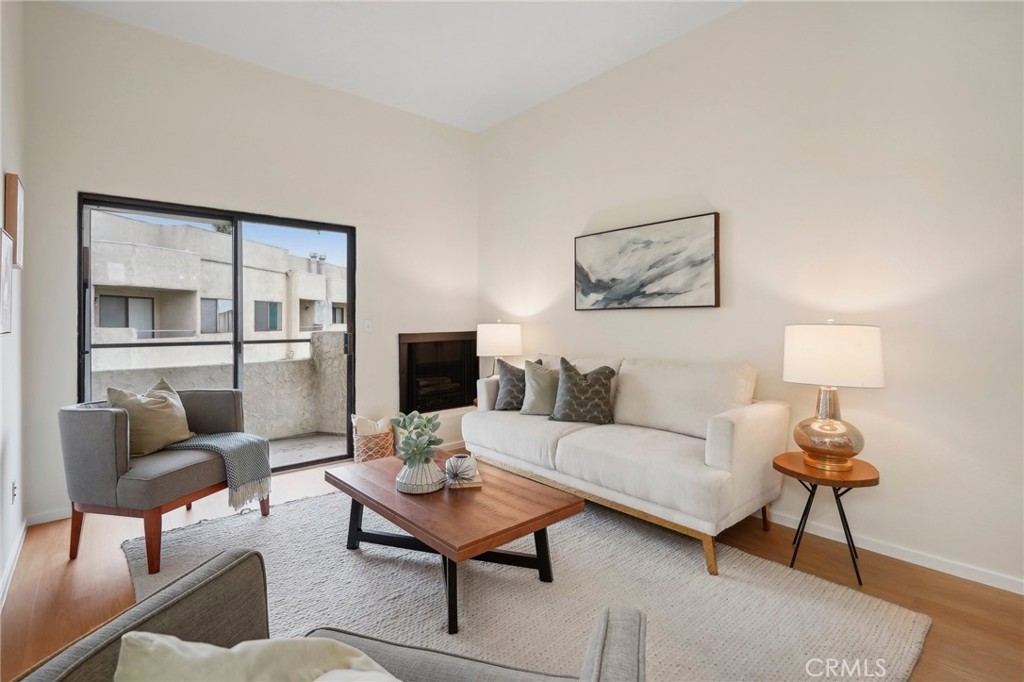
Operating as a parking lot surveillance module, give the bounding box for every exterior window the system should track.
[201,298,233,334]
[332,305,345,325]
[98,295,154,340]
[254,300,282,332]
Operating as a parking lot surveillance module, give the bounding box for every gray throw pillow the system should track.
[520,360,559,416]
[494,358,527,411]
[550,357,616,424]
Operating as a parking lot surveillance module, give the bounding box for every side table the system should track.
[772,452,879,585]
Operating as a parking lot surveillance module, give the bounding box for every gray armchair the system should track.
[20,550,647,682]
[58,389,270,575]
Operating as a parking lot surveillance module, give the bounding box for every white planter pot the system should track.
[395,460,445,494]
[445,454,478,480]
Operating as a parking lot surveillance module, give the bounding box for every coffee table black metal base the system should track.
[789,481,863,585]
[346,499,553,633]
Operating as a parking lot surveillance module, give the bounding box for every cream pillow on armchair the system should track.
[113,631,400,682]
[107,378,194,456]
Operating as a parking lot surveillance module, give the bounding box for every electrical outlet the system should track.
[11,482,16,504]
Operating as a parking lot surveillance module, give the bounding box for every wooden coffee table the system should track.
[324,454,584,634]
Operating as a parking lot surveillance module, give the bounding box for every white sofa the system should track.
[461,356,790,575]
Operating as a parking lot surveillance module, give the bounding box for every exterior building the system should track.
[88,211,349,440]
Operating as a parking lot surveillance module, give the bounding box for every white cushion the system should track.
[536,353,563,370]
[554,424,728,522]
[570,356,623,375]
[536,354,622,375]
[461,410,594,469]
[113,631,399,682]
[613,360,757,439]
[350,415,391,436]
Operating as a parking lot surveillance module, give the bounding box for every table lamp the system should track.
[476,322,522,376]
[783,322,884,472]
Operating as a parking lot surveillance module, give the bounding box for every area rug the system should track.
[123,493,930,681]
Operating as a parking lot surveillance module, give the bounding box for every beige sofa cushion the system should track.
[554,424,728,520]
[461,410,595,469]
[613,360,757,439]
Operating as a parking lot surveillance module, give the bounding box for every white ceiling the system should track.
[74,1,741,132]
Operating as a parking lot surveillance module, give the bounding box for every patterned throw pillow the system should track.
[550,357,617,424]
[495,358,528,410]
[520,360,559,416]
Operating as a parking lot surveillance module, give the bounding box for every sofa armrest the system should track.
[579,607,646,682]
[476,377,499,411]
[179,389,244,434]
[705,400,790,473]
[21,550,269,682]
[58,404,130,508]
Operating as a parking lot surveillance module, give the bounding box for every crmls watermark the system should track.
[805,658,887,678]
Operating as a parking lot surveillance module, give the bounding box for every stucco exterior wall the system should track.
[91,331,347,440]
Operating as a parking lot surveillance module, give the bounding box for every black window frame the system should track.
[78,193,358,468]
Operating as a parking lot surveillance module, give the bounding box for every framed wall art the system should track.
[1,229,12,334]
[574,212,720,310]
[5,173,24,269]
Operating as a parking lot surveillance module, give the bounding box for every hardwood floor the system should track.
[3,464,1022,681]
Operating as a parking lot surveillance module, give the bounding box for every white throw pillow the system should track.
[113,631,400,682]
[351,414,392,436]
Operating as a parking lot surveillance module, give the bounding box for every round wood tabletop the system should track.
[772,452,880,488]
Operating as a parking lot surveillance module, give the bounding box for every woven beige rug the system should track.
[123,493,930,681]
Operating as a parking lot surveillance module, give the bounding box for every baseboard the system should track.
[444,439,466,451]
[1,520,27,608]
[27,506,71,526]
[767,509,1024,595]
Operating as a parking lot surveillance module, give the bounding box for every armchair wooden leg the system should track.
[701,535,718,576]
[185,502,192,511]
[761,505,771,531]
[259,496,270,517]
[70,507,84,560]
[143,510,162,574]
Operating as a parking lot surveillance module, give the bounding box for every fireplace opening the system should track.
[398,331,478,414]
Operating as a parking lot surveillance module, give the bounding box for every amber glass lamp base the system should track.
[794,386,864,472]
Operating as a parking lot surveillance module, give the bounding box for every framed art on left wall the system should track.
[5,172,24,269]
[1,229,12,334]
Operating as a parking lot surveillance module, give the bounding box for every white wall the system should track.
[478,3,1023,591]
[0,0,26,601]
[21,3,479,523]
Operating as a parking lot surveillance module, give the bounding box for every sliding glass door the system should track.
[78,195,356,469]
[240,221,350,467]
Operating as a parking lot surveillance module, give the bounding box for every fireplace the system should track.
[398,331,478,414]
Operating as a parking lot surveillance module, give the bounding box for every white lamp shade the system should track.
[783,324,884,388]
[476,323,522,357]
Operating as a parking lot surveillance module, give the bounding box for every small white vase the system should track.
[446,454,478,480]
[396,460,446,494]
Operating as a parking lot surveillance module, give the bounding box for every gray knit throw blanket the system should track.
[165,433,272,510]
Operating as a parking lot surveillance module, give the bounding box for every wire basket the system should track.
[353,430,395,463]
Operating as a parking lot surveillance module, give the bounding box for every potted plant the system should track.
[391,411,446,494]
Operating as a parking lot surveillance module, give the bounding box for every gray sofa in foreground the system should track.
[20,549,646,682]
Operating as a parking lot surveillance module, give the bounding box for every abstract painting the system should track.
[575,212,719,310]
